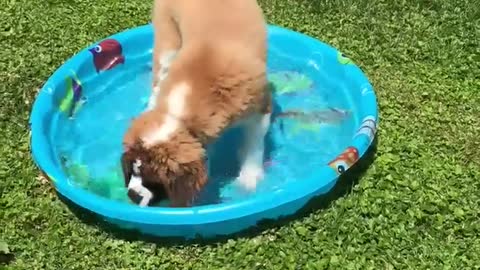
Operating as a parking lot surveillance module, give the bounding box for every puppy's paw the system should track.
[237,164,264,191]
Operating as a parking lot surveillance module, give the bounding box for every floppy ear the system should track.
[121,152,133,186]
[167,159,208,207]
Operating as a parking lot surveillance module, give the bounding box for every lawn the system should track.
[1,0,479,269]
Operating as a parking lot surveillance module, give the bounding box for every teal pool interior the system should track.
[51,33,359,207]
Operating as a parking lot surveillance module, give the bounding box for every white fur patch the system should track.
[147,86,161,111]
[167,82,189,117]
[147,50,178,111]
[128,176,153,207]
[127,159,153,207]
[142,82,190,147]
[237,164,264,191]
[133,159,142,174]
[142,114,179,146]
[237,113,271,191]
[158,50,178,81]
[159,51,178,67]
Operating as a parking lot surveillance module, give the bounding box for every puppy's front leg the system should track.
[237,113,271,191]
[148,50,178,110]
[148,0,181,110]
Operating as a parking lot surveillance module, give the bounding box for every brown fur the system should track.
[122,0,269,207]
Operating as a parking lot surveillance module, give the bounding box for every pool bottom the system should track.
[52,63,357,207]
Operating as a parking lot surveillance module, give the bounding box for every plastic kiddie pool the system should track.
[30,24,378,239]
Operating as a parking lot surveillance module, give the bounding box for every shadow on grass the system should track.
[0,253,15,267]
[59,136,378,246]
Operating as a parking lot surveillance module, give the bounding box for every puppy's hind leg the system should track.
[236,112,271,191]
[147,0,182,110]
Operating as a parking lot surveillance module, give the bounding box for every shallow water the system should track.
[53,41,358,206]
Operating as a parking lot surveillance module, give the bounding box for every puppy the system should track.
[121,0,271,207]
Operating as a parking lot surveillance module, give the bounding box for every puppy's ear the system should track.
[121,152,133,186]
[167,159,208,207]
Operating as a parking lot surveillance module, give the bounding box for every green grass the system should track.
[1,0,479,268]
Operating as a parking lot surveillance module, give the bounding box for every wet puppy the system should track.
[121,0,270,207]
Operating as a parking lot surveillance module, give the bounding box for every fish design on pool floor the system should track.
[354,116,377,144]
[59,73,86,118]
[328,147,359,176]
[277,108,350,123]
[337,52,354,65]
[268,71,313,95]
[277,108,350,135]
[89,39,125,73]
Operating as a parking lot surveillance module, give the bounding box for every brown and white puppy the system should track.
[121,0,270,207]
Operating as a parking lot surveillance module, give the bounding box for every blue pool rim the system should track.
[30,24,378,238]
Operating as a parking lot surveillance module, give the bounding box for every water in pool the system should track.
[53,41,358,206]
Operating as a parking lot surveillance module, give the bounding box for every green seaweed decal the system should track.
[268,71,313,95]
[64,163,90,187]
[89,166,129,202]
[291,122,323,134]
[62,160,129,202]
[337,52,354,65]
[59,73,85,118]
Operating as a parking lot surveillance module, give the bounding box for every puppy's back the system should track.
[153,0,269,144]
[158,43,268,144]
[166,0,266,61]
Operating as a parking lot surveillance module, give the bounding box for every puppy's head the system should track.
[121,113,208,207]
[121,142,166,207]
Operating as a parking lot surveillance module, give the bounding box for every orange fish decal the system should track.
[328,147,359,175]
[89,39,125,73]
